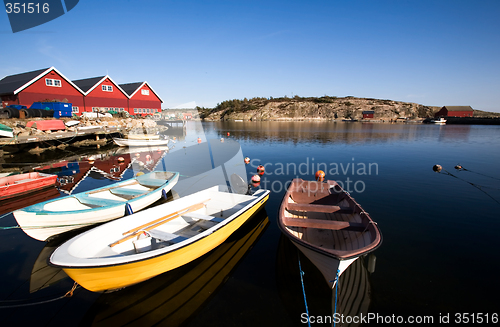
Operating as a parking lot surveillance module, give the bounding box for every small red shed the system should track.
[0,67,85,114]
[73,76,129,114]
[362,110,375,119]
[434,106,474,118]
[120,82,163,116]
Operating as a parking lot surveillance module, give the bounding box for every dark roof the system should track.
[119,82,143,96]
[443,106,473,112]
[72,76,105,93]
[0,68,50,95]
[362,110,375,114]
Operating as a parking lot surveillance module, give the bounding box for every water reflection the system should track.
[207,121,473,145]
[276,235,372,327]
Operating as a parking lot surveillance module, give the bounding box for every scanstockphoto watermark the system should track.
[250,157,379,194]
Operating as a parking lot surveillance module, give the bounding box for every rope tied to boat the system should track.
[0,282,79,309]
[333,269,340,327]
[298,257,311,327]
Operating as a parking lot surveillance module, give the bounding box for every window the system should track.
[134,108,138,113]
[141,89,150,96]
[102,85,113,92]
[46,78,62,87]
[72,106,79,113]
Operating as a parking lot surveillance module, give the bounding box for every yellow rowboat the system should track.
[49,186,270,292]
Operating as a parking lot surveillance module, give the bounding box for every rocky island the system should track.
[199,96,435,121]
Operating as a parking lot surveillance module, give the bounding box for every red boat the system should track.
[0,172,58,201]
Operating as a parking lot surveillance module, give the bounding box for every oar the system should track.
[110,200,209,247]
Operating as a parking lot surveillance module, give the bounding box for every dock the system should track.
[0,126,123,154]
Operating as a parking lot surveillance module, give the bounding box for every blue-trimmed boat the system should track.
[13,171,179,241]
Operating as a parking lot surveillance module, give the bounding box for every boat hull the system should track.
[14,172,179,241]
[293,241,356,288]
[0,172,57,201]
[278,178,382,288]
[57,192,269,292]
[113,138,169,147]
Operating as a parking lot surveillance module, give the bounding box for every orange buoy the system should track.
[433,164,442,173]
[257,165,265,172]
[244,157,250,164]
[135,153,141,158]
[227,132,230,136]
[455,164,463,170]
[251,174,261,187]
[315,170,325,182]
[88,157,95,165]
[197,137,202,143]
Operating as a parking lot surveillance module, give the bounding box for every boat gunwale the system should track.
[277,178,382,260]
[15,171,179,215]
[49,188,270,269]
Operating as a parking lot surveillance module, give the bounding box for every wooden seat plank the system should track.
[286,202,353,214]
[284,217,365,231]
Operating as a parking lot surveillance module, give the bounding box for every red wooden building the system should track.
[0,67,163,116]
[362,110,375,119]
[120,82,163,116]
[0,67,85,114]
[434,106,474,118]
[73,76,129,114]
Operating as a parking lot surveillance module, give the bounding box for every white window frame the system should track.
[102,85,113,92]
[46,78,62,87]
[72,106,79,113]
[141,89,150,96]
[134,108,138,113]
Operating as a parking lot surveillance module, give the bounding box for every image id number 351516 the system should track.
[455,313,498,324]
[5,3,49,14]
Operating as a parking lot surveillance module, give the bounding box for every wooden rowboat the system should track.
[112,137,170,147]
[49,186,270,292]
[278,178,382,288]
[13,171,179,242]
[0,172,57,201]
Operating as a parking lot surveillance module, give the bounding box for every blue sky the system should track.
[1,0,500,111]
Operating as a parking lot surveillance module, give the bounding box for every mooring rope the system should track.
[333,269,340,327]
[298,257,311,327]
[0,282,79,309]
[439,168,500,205]
[455,165,500,181]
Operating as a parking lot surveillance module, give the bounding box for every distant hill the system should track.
[472,109,500,118]
[199,96,435,121]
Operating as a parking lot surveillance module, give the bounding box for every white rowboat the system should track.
[13,171,179,241]
[113,137,170,147]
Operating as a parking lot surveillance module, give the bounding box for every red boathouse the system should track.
[434,106,474,118]
[120,82,163,116]
[0,67,85,114]
[73,76,129,114]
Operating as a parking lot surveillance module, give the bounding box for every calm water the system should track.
[1,121,499,326]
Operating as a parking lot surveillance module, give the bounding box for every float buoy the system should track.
[117,157,125,162]
[315,170,325,182]
[244,157,250,164]
[227,132,230,136]
[135,153,141,158]
[433,164,442,173]
[88,157,95,165]
[221,138,224,142]
[455,165,463,170]
[257,165,265,175]
[197,137,202,144]
[251,174,261,187]
[136,172,145,176]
